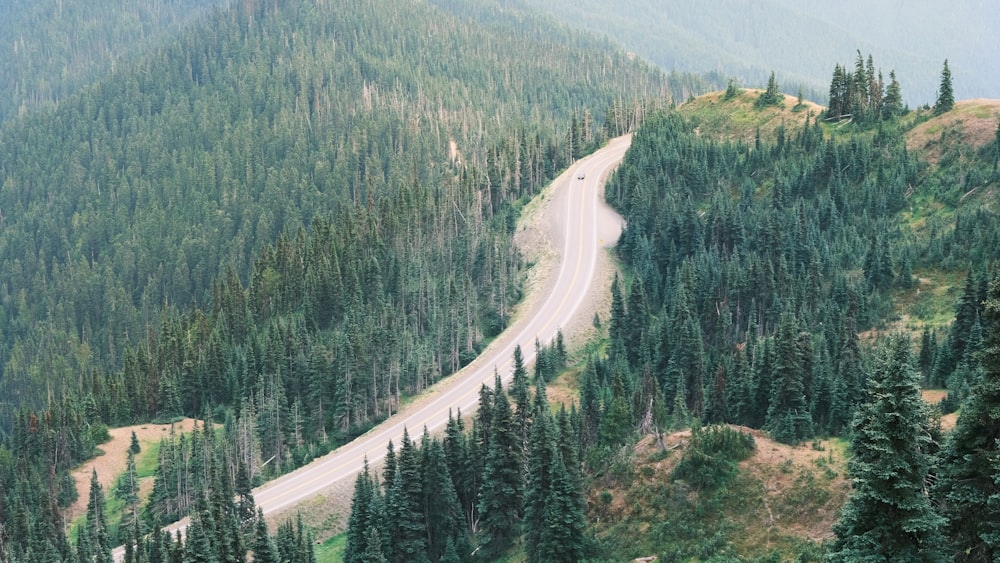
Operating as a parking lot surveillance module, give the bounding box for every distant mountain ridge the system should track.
[0,0,228,121]
[527,0,1000,106]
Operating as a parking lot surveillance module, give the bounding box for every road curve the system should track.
[115,134,631,559]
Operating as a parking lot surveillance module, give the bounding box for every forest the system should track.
[2,0,1000,561]
[337,58,1000,560]
[0,0,681,560]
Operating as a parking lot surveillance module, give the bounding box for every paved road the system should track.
[115,134,631,559]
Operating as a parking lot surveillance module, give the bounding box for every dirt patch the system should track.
[65,418,203,523]
[921,389,958,431]
[739,433,849,543]
[906,99,1000,164]
[588,426,849,555]
[921,389,947,404]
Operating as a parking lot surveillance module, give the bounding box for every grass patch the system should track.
[315,533,347,563]
[678,89,820,144]
[136,438,161,478]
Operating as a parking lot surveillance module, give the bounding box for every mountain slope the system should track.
[528,0,1000,105]
[0,0,667,426]
[0,0,226,121]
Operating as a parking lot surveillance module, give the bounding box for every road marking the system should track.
[115,137,631,560]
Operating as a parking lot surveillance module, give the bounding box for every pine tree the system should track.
[578,358,602,449]
[538,454,585,563]
[360,527,388,563]
[829,334,946,561]
[83,470,114,563]
[251,509,278,563]
[608,274,627,360]
[130,430,142,454]
[477,376,524,557]
[510,345,531,452]
[883,70,904,119]
[345,461,380,563]
[384,429,428,563]
[523,408,556,562]
[420,431,462,561]
[755,71,783,108]
[936,273,1000,562]
[935,59,954,115]
[765,311,813,444]
[234,459,256,534]
[117,449,141,528]
[382,441,396,495]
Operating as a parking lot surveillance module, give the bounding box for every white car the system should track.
[577,171,585,180]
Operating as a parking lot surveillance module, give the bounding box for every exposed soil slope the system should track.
[907,99,1000,164]
[66,418,202,523]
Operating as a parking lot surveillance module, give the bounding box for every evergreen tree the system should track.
[608,274,627,360]
[935,59,955,115]
[765,311,813,444]
[510,345,532,452]
[251,510,278,563]
[360,527,388,563]
[384,429,428,563]
[420,431,462,561]
[117,449,141,529]
[883,70,904,119]
[523,408,556,562]
[345,461,381,563]
[538,454,586,563]
[83,470,114,563]
[755,71,783,108]
[183,519,218,563]
[919,327,936,381]
[936,273,1000,562]
[578,358,602,449]
[829,334,946,561]
[477,376,524,557]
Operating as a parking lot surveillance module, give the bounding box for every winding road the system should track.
[114,134,631,559]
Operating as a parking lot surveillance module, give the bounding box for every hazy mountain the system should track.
[527,0,1000,105]
[0,0,228,121]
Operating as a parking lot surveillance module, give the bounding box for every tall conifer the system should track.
[936,274,1000,561]
[830,335,946,561]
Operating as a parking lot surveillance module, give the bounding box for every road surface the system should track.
[114,134,631,559]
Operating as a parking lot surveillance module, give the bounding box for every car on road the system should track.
[577,171,585,179]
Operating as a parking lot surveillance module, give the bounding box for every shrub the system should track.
[672,425,755,491]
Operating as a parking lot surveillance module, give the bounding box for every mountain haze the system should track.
[0,0,227,122]
[528,0,1000,105]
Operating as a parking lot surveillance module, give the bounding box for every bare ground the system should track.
[590,426,850,556]
[906,99,1000,164]
[66,418,202,523]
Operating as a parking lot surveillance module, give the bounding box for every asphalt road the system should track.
[114,134,631,560]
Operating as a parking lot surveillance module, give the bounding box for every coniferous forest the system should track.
[0,0,679,560]
[2,0,1000,562]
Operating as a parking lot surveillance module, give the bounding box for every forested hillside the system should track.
[0,0,683,559]
[338,69,1000,559]
[528,0,1000,105]
[0,0,671,428]
[587,79,1000,557]
[0,0,226,121]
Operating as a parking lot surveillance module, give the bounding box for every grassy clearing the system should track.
[890,268,964,334]
[315,533,347,563]
[136,438,161,478]
[679,89,822,144]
